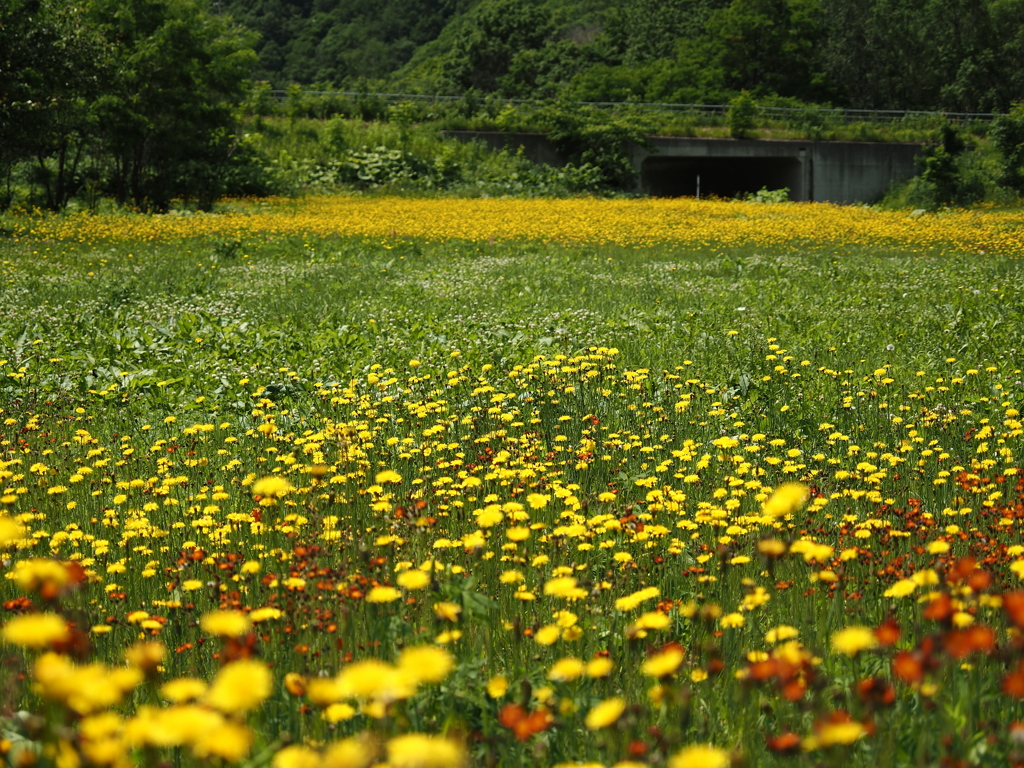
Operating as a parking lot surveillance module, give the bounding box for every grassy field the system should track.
[1,196,1024,768]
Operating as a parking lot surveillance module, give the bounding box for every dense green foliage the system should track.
[228,0,1024,114]
[1,0,258,212]
[218,0,468,86]
[992,104,1024,196]
[6,0,1024,210]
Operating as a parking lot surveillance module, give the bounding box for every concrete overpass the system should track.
[445,131,921,203]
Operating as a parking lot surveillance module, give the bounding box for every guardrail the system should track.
[267,90,999,125]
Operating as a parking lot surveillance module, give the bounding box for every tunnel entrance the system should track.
[641,156,805,199]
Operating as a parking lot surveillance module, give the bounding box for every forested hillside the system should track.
[218,0,469,85]
[225,0,1024,112]
[6,0,1024,211]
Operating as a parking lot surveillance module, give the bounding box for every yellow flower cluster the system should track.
[10,196,1024,256]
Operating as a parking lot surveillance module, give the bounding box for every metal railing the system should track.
[267,90,999,125]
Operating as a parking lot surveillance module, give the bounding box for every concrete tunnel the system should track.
[640,155,805,199]
[442,131,922,203]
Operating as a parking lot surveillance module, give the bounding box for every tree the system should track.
[442,0,553,93]
[820,0,999,111]
[991,103,1024,195]
[706,0,828,100]
[0,0,106,210]
[86,0,257,210]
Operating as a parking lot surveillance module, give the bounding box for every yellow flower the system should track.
[764,625,799,644]
[486,675,508,698]
[641,646,685,678]
[669,744,731,768]
[124,641,166,672]
[543,576,586,599]
[250,607,283,622]
[586,657,614,678]
[386,734,466,768]
[323,703,357,723]
[34,653,142,714]
[205,660,273,714]
[435,629,462,644]
[761,482,810,518]
[790,540,835,563]
[251,476,293,498]
[398,645,454,685]
[306,677,344,706]
[817,720,866,747]
[192,721,253,762]
[506,526,530,542]
[831,626,878,657]
[615,586,660,612]
[547,657,585,682]
[200,609,252,638]
[526,493,550,509]
[0,514,26,547]
[534,624,562,646]
[911,568,939,586]
[719,612,745,629]
[375,470,402,484]
[338,660,414,703]
[631,611,671,632]
[757,538,787,557]
[585,697,627,730]
[396,570,431,590]
[883,579,917,598]
[79,712,125,764]
[1,612,69,649]
[273,745,322,768]
[433,602,461,621]
[322,736,377,768]
[11,558,70,593]
[475,507,504,527]
[952,611,974,628]
[366,586,401,603]
[160,678,208,703]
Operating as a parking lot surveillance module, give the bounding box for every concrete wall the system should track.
[444,131,922,204]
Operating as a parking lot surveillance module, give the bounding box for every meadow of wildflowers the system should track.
[1,195,1023,768]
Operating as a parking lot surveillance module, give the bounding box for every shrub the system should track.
[729,91,758,139]
[991,102,1024,195]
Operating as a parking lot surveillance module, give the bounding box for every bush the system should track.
[895,124,985,209]
[729,92,757,139]
[991,102,1024,195]
[535,100,651,189]
[741,186,790,203]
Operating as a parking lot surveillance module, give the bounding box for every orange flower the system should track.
[923,593,953,622]
[874,618,901,646]
[1004,591,1024,628]
[943,626,995,659]
[1003,664,1024,698]
[765,733,801,755]
[892,651,924,684]
[498,704,552,742]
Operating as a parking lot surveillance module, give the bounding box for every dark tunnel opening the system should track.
[641,156,805,199]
